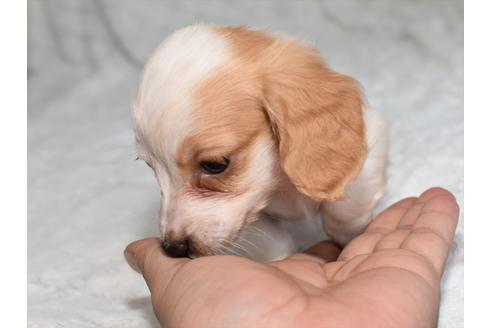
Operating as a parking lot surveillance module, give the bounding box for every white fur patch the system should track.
[132,24,232,234]
[133,24,230,164]
[170,137,277,250]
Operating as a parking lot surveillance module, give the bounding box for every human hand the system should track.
[125,187,459,328]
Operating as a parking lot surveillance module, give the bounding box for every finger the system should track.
[124,238,188,290]
[414,190,459,241]
[366,197,417,233]
[303,241,341,262]
[400,187,458,227]
[401,189,459,275]
[338,230,387,261]
[419,186,456,203]
[339,197,417,261]
[369,188,457,253]
[399,187,456,227]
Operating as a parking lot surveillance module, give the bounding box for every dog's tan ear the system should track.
[262,42,367,201]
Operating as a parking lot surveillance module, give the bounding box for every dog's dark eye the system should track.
[200,158,229,175]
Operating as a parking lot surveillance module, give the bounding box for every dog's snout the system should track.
[161,239,190,258]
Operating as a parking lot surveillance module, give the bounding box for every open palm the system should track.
[125,187,458,328]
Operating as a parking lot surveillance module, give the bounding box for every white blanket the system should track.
[28,1,463,326]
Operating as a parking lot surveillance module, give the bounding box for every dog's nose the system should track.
[161,239,190,258]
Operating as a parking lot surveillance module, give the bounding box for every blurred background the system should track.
[28,1,463,327]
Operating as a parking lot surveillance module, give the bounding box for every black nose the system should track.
[162,239,190,258]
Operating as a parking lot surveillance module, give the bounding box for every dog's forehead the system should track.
[133,24,232,160]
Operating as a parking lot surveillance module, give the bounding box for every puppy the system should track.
[132,25,388,259]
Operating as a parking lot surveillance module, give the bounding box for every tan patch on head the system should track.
[212,26,367,201]
[216,26,275,62]
[175,59,273,195]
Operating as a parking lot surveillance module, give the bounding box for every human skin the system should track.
[125,187,459,328]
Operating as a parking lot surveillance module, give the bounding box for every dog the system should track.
[132,24,388,259]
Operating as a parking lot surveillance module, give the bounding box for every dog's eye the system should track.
[200,158,229,175]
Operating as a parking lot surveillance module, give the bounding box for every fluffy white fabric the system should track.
[28,1,463,327]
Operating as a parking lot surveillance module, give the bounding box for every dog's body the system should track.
[242,105,388,260]
[133,24,388,259]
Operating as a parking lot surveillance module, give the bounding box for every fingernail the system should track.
[124,250,141,273]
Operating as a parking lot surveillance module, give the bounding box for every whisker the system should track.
[244,225,273,241]
[236,235,262,253]
[222,244,241,257]
[214,238,242,256]
[230,241,252,257]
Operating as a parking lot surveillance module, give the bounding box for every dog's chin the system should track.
[186,237,237,258]
[190,234,246,258]
[188,245,217,258]
[164,214,263,259]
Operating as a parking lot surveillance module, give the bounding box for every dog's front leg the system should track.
[321,107,388,245]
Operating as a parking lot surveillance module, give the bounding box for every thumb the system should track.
[124,237,188,290]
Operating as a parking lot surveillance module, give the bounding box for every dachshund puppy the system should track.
[132,25,388,258]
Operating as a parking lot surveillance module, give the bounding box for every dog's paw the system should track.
[323,212,373,246]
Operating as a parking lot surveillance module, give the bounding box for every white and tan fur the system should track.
[132,24,388,259]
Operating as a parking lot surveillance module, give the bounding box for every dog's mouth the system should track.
[161,211,264,258]
[185,231,252,258]
[187,236,241,258]
[159,232,243,258]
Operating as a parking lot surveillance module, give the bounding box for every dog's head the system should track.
[132,25,366,257]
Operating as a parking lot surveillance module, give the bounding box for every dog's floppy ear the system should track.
[262,41,367,201]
